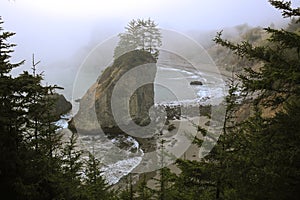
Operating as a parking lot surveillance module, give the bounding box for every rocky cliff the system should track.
[71,50,157,135]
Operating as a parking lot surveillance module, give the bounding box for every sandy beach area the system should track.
[145,115,211,188]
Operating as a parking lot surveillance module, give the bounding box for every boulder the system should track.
[190,80,203,85]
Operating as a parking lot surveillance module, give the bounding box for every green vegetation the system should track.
[1,1,300,199]
[0,17,114,200]
[112,1,300,199]
[171,1,300,199]
[114,18,162,60]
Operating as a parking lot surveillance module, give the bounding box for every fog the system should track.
[0,0,296,99]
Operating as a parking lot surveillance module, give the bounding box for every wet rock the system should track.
[190,80,203,85]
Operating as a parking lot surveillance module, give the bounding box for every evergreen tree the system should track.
[16,68,64,200]
[135,174,154,200]
[175,1,300,199]
[114,18,162,59]
[0,18,66,199]
[59,132,84,199]
[83,152,114,200]
[151,140,178,200]
[0,16,27,199]
[144,18,162,58]
[118,174,135,200]
[174,75,241,200]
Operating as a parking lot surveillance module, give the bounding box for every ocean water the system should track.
[155,64,225,106]
[78,134,144,185]
[61,63,226,185]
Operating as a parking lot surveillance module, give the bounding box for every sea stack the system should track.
[70,50,157,135]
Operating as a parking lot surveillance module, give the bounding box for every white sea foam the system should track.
[65,64,226,185]
[101,156,143,185]
[55,113,72,129]
[77,133,144,185]
[155,65,225,105]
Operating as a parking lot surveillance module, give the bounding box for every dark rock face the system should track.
[50,94,72,121]
[71,50,157,135]
[155,104,212,120]
[190,80,203,85]
[164,105,181,120]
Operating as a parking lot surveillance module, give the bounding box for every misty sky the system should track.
[1,0,294,62]
[0,0,298,94]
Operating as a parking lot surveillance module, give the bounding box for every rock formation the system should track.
[190,80,203,85]
[71,50,157,135]
[49,94,72,121]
